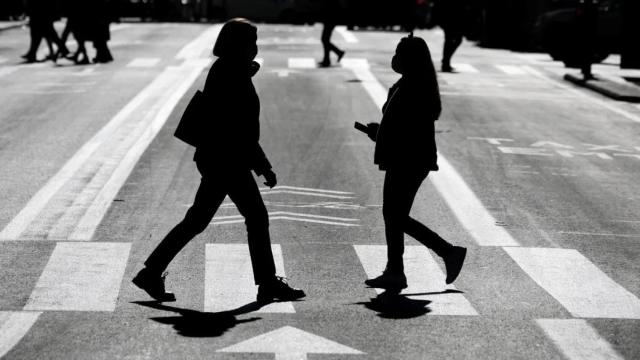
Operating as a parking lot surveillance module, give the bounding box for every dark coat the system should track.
[374,77,441,171]
[194,58,272,176]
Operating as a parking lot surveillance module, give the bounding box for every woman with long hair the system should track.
[361,34,467,290]
[133,19,305,303]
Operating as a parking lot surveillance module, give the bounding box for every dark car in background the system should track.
[533,0,622,65]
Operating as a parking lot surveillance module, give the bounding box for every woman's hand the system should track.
[366,122,380,141]
[263,169,277,188]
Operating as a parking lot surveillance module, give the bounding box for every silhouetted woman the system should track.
[318,0,345,67]
[60,0,90,64]
[361,34,467,290]
[133,19,305,303]
[22,0,68,63]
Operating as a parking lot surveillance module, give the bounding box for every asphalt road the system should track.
[1,22,639,360]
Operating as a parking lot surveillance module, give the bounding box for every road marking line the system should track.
[342,58,519,247]
[126,58,161,68]
[175,24,222,60]
[205,244,295,313]
[504,247,640,319]
[260,190,354,199]
[335,26,358,43]
[495,65,527,75]
[354,245,478,316]
[255,57,264,67]
[260,185,353,195]
[288,58,316,69]
[452,63,478,73]
[537,319,624,360]
[24,242,131,311]
[211,217,359,227]
[558,231,640,238]
[212,211,358,222]
[0,27,215,241]
[0,311,42,358]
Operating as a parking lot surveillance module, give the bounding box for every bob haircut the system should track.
[213,18,257,58]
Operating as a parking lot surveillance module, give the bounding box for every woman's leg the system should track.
[144,176,226,274]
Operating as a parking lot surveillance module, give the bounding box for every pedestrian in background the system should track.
[436,0,466,72]
[133,19,306,304]
[90,0,114,63]
[60,0,90,64]
[318,0,346,68]
[22,0,68,63]
[359,34,467,290]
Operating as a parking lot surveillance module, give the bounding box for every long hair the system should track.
[395,35,441,120]
[213,18,257,58]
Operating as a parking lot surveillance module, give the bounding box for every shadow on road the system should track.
[132,301,264,338]
[355,290,433,319]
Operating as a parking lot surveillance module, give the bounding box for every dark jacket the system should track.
[194,58,272,176]
[374,77,441,171]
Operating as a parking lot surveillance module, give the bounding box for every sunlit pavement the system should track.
[1,22,639,360]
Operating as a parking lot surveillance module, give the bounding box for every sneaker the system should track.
[364,270,407,290]
[257,276,306,303]
[132,268,176,302]
[441,64,456,73]
[444,246,467,284]
[318,59,331,68]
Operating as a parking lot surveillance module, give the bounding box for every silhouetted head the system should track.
[391,34,434,77]
[213,18,258,62]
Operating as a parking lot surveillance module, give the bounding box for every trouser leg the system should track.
[321,23,340,62]
[405,217,453,258]
[382,170,426,273]
[144,177,225,274]
[227,171,276,285]
[442,29,462,67]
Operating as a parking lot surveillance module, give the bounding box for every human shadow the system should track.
[133,301,263,338]
[355,290,432,319]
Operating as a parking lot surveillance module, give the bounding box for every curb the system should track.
[564,73,640,103]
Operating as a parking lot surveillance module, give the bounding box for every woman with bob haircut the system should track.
[360,34,467,290]
[133,19,306,304]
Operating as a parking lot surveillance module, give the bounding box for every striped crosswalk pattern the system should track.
[0,311,41,358]
[495,65,528,75]
[126,58,161,68]
[205,244,295,313]
[537,319,624,360]
[451,63,479,73]
[504,247,640,319]
[288,57,316,69]
[355,245,478,316]
[24,242,131,311]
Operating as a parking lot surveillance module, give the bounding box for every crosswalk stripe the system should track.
[288,58,316,69]
[536,319,624,360]
[504,247,640,319]
[495,65,527,75]
[126,58,161,68]
[205,244,295,313]
[335,26,358,43]
[452,63,478,73]
[343,58,518,247]
[175,24,222,60]
[354,245,478,316]
[24,242,131,311]
[0,311,42,358]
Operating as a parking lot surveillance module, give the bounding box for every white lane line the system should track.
[504,247,640,319]
[126,58,161,68]
[452,63,478,73]
[495,65,527,75]
[537,319,624,360]
[288,58,316,69]
[260,185,353,195]
[558,231,640,238]
[343,59,518,247]
[0,311,42,358]
[354,245,478,316]
[24,242,131,311]
[212,211,358,222]
[260,190,353,199]
[176,24,222,60]
[205,244,295,313]
[335,26,358,43]
[0,27,215,241]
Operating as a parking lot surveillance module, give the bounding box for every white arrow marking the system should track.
[217,326,363,360]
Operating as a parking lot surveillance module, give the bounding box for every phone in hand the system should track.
[354,122,368,133]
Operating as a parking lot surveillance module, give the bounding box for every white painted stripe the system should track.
[288,58,316,69]
[213,211,358,222]
[504,247,640,319]
[211,216,359,227]
[126,58,161,68]
[335,26,358,43]
[354,245,478,316]
[24,242,130,311]
[343,59,518,247]
[537,319,624,360]
[452,63,478,73]
[69,62,208,241]
[260,185,353,195]
[495,65,527,75]
[176,24,222,60]
[0,311,41,358]
[205,244,295,313]
[255,57,264,67]
[260,190,353,199]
